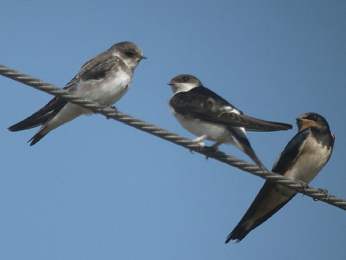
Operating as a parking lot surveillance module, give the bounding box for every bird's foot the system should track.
[297,180,308,193]
[203,142,221,159]
[189,141,205,154]
[189,135,207,153]
[297,180,308,190]
[106,106,118,119]
[313,188,329,201]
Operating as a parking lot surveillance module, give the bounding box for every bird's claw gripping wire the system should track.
[105,105,118,119]
[313,188,329,201]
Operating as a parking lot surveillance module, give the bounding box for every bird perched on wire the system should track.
[168,74,292,169]
[9,41,146,145]
[225,112,335,243]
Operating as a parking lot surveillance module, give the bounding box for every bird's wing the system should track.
[8,97,67,131]
[9,52,123,132]
[65,52,122,87]
[170,86,292,131]
[225,181,295,242]
[227,127,267,170]
[225,129,310,242]
[272,128,310,173]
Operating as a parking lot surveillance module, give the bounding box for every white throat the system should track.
[172,83,198,94]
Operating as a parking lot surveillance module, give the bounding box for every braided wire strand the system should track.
[1,64,345,210]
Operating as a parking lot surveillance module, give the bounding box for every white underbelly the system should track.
[285,151,329,183]
[45,103,87,132]
[77,69,131,106]
[278,135,331,196]
[45,70,131,132]
[174,112,232,142]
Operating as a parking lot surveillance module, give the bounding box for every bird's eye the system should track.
[125,51,135,57]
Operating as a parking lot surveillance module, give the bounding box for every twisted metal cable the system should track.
[1,64,345,211]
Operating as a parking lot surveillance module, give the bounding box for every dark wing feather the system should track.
[65,52,121,87]
[225,129,310,242]
[225,182,294,242]
[9,51,121,132]
[8,97,67,131]
[170,87,292,131]
[170,86,237,114]
[232,113,292,132]
[227,127,267,170]
[272,128,310,173]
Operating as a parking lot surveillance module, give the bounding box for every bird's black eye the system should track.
[125,50,135,57]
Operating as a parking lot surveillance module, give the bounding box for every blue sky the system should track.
[0,1,345,259]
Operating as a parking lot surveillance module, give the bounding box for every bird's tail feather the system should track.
[227,127,268,170]
[225,182,295,243]
[234,114,292,132]
[8,97,66,132]
[243,144,268,171]
[237,135,267,170]
[28,127,49,146]
[9,113,53,132]
[225,221,252,243]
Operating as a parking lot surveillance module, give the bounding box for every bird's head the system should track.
[109,41,146,70]
[296,112,330,132]
[168,74,202,94]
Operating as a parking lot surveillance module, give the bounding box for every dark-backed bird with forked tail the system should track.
[225,112,334,243]
[168,74,292,170]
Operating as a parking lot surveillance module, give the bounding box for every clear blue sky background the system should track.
[0,1,345,259]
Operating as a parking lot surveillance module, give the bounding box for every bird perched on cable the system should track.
[168,74,292,169]
[9,41,146,145]
[225,112,335,243]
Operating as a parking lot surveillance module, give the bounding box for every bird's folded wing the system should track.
[66,52,122,87]
[170,88,292,131]
[225,113,293,131]
[272,128,310,173]
[8,97,67,131]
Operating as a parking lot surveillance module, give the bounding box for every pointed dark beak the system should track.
[167,82,173,86]
[141,56,147,60]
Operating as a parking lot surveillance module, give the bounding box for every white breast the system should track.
[173,112,232,142]
[287,136,331,183]
[43,69,131,134]
[77,69,131,106]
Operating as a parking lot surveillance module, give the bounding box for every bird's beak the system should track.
[167,82,173,86]
[141,55,147,60]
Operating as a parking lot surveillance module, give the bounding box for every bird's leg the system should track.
[297,180,309,197]
[189,135,208,153]
[192,135,207,146]
[106,105,118,119]
[204,141,222,159]
[314,188,329,201]
[210,141,222,151]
